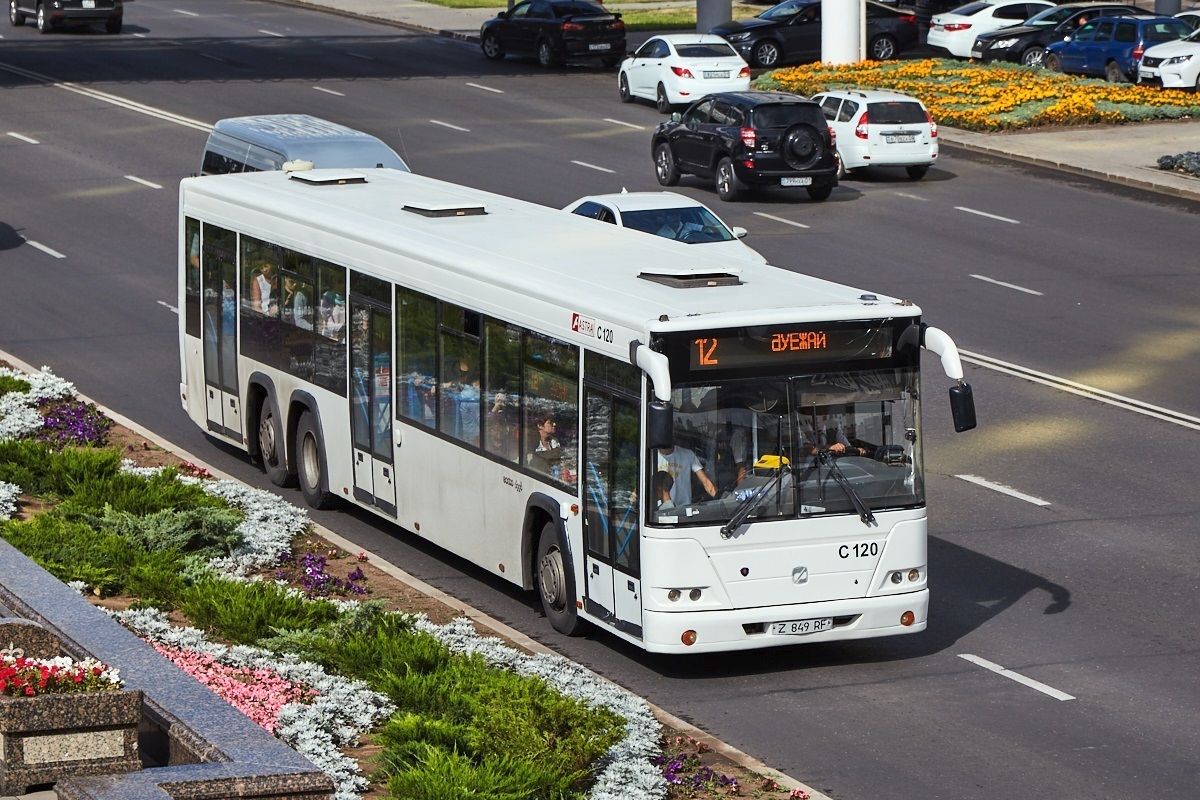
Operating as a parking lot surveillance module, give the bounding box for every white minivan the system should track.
[200,114,409,175]
[810,90,938,180]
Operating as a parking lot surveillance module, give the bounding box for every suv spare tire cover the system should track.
[782,124,824,171]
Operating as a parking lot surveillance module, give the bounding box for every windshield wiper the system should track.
[719,466,781,538]
[818,451,876,526]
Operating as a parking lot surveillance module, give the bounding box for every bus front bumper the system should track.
[640,589,928,654]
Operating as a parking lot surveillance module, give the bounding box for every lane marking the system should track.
[604,118,644,130]
[752,211,810,230]
[22,238,65,259]
[969,273,1043,296]
[0,62,213,133]
[200,53,225,63]
[571,160,615,174]
[430,119,469,132]
[959,654,1075,702]
[954,475,1050,507]
[258,29,284,37]
[313,86,345,96]
[6,132,39,144]
[958,349,1200,432]
[173,8,199,16]
[157,300,179,314]
[466,82,503,94]
[894,191,928,201]
[346,52,375,60]
[955,205,1020,224]
[132,32,146,38]
[124,175,163,190]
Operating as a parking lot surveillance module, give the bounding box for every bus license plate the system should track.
[780,176,812,186]
[769,617,833,635]
[589,43,610,51]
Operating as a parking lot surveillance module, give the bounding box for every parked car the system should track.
[9,0,123,33]
[710,0,919,68]
[927,0,1054,59]
[972,3,1152,67]
[651,91,838,202]
[618,35,750,114]
[810,90,937,181]
[1177,10,1200,31]
[564,191,768,263]
[479,0,626,68]
[1045,15,1191,82]
[1138,24,1200,89]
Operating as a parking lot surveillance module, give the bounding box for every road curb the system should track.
[259,0,482,43]
[0,347,830,800]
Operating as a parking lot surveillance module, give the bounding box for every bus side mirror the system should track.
[949,382,976,433]
[647,400,674,449]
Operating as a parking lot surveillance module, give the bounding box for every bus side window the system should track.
[484,320,522,463]
[396,287,438,428]
[523,333,579,489]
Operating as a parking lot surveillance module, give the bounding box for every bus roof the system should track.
[180,168,920,337]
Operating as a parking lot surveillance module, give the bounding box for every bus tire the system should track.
[295,410,336,510]
[257,395,293,487]
[536,521,583,636]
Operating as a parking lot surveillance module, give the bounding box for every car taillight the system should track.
[738,66,750,78]
[855,111,869,139]
[740,127,756,148]
[1132,43,1144,61]
[944,23,972,31]
[562,21,583,31]
[671,66,695,78]
[611,19,624,30]
[900,13,915,24]
[827,126,836,146]
[926,110,938,137]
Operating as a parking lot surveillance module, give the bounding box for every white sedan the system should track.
[1139,25,1200,90]
[618,34,751,113]
[563,191,767,263]
[927,0,1052,59]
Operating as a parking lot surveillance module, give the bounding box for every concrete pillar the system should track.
[1153,0,1181,13]
[697,0,733,34]
[822,0,862,64]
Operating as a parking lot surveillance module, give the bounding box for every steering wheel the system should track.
[680,229,708,243]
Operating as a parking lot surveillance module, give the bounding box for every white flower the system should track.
[0,481,20,521]
[0,366,74,443]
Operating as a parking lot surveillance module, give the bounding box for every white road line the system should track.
[604,118,644,130]
[346,52,375,60]
[258,29,284,37]
[132,32,146,38]
[752,211,810,229]
[969,274,1043,296]
[124,175,163,190]
[894,191,928,201]
[955,205,1020,224]
[173,8,199,16]
[466,82,503,94]
[959,654,1075,701]
[200,53,225,63]
[954,474,1050,507]
[430,119,469,132]
[157,300,179,314]
[22,239,65,259]
[959,349,1200,432]
[571,160,615,174]
[6,132,39,144]
[313,86,345,97]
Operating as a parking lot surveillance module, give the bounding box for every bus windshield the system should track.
[648,369,923,527]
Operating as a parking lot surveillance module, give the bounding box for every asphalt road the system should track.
[2,2,1198,798]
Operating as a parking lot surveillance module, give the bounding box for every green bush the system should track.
[180,578,342,645]
[383,742,584,800]
[0,374,31,398]
[82,505,244,559]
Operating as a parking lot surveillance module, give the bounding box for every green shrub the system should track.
[82,505,244,558]
[383,742,584,800]
[57,468,224,518]
[180,578,342,645]
[0,374,31,398]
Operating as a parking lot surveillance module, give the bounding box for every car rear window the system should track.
[867,101,926,125]
[676,43,738,58]
[553,2,607,17]
[749,103,823,129]
[949,2,991,16]
[1144,21,1189,42]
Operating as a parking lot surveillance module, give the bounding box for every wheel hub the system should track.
[301,433,319,491]
[259,415,276,465]
[539,548,565,610]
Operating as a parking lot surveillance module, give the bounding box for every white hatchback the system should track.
[1138,25,1200,89]
[927,0,1052,58]
[810,90,938,179]
[563,191,767,264]
[619,34,751,113]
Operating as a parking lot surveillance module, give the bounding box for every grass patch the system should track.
[0,374,31,398]
[758,59,1200,131]
[620,3,762,31]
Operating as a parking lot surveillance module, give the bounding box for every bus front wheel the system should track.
[536,521,583,636]
[296,411,336,510]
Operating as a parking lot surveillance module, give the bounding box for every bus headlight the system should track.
[689,588,702,601]
[667,589,681,602]
[890,571,903,584]
[907,568,921,582]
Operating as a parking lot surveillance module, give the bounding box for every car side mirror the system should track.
[731,226,748,239]
[1063,34,1073,42]
[496,10,508,18]
[646,400,674,450]
[949,382,977,433]
[671,111,682,123]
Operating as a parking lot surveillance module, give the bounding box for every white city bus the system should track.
[178,167,975,654]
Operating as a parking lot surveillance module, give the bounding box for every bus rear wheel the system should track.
[296,411,336,510]
[536,521,583,636]
[257,395,293,487]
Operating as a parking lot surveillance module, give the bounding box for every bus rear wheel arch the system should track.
[295,410,336,510]
[535,521,583,636]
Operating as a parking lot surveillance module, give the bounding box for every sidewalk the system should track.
[279,0,1200,203]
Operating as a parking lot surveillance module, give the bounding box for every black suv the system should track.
[479,0,626,68]
[972,2,1150,66]
[10,0,123,33]
[651,92,838,202]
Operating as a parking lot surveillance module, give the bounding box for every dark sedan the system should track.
[710,0,918,68]
[971,2,1151,66]
[480,0,626,68]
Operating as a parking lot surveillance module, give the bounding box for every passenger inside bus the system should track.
[652,470,676,518]
[248,260,278,315]
[528,414,563,478]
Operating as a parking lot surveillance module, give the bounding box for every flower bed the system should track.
[1,651,122,697]
[757,59,1200,131]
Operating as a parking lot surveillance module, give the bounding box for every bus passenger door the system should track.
[583,389,643,638]
[349,290,396,516]
[200,225,241,439]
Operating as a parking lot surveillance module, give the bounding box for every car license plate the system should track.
[1139,70,1153,79]
[970,50,982,59]
[780,176,812,186]
[703,70,730,79]
[82,0,95,6]
[769,618,834,636]
[932,24,943,31]
[885,135,916,144]
[589,43,610,51]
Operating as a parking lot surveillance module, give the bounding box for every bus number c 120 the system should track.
[839,542,879,559]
